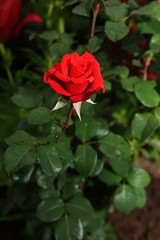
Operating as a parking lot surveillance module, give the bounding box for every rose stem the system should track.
[90,3,100,38]
[143,59,150,81]
[56,103,74,143]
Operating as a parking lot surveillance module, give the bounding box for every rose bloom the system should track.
[44,52,105,103]
[0,0,42,42]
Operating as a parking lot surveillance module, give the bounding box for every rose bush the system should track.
[2,0,160,239]
[44,51,105,103]
[0,0,42,42]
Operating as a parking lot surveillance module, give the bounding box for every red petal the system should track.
[43,68,56,83]
[63,81,89,95]
[82,51,94,61]
[47,79,71,96]
[86,59,104,93]
[61,52,79,76]
[69,92,91,103]
[0,0,22,29]
[9,13,42,39]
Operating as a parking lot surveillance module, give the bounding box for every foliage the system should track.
[1,0,160,239]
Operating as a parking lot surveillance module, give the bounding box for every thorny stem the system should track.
[56,103,74,143]
[90,3,100,54]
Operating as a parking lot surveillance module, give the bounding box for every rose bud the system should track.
[44,52,105,119]
[0,0,42,42]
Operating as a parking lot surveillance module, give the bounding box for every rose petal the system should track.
[43,68,56,83]
[54,72,70,82]
[63,81,89,95]
[71,75,94,84]
[61,52,79,76]
[0,0,22,29]
[82,51,94,61]
[69,92,91,103]
[86,59,104,93]
[47,79,71,96]
[69,58,87,78]
[9,13,42,39]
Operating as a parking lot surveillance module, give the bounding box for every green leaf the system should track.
[4,145,36,174]
[154,107,160,122]
[11,86,41,108]
[105,21,129,42]
[88,35,104,52]
[121,76,140,92]
[74,144,97,177]
[75,116,97,142]
[114,185,137,214]
[12,165,35,183]
[38,30,58,41]
[99,169,122,186]
[5,130,37,146]
[131,2,160,22]
[55,216,83,240]
[72,0,93,17]
[27,107,52,125]
[36,199,64,222]
[39,188,59,200]
[49,42,69,61]
[138,19,160,35]
[72,3,89,17]
[89,158,104,177]
[99,132,131,161]
[36,169,54,189]
[67,195,94,226]
[127,167,150,188]
[108,158,131,176]
[131,112,160,141]
[135,188,146,208]
[62,183,81,200]
[134,81,159,108]
[37,144,62,177]
[105,6,127,21]
[150,33,160,51]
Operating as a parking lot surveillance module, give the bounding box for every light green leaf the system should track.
[135,81,159,108]
[99,169,122,186]
[150,33,160,51]
[127,167,150,188]
[121,76,140,92]
[114,184,137,214]
[135,188,146,208]
[132,112,160,141]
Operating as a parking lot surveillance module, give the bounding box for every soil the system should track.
[107,158,160,240]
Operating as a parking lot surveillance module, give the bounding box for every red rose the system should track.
[0,0,42,42]
[44,52,105,103]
